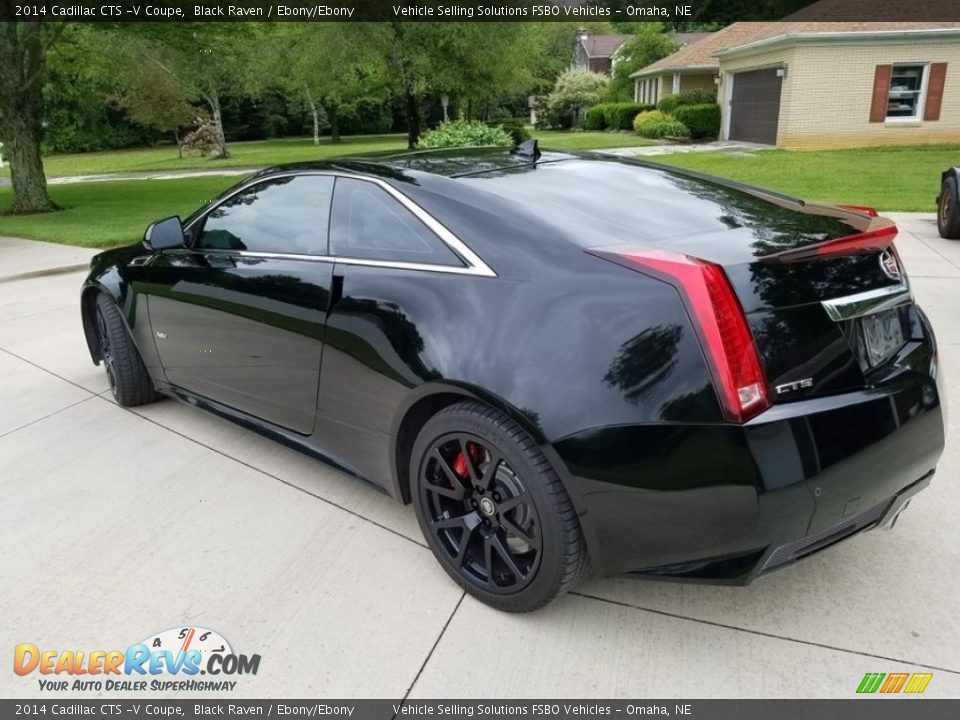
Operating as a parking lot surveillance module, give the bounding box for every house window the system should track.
[887,64,927,119]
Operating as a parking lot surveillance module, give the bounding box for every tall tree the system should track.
[381,23,536,148]
[607,25,681,102]
[103,23,255,159]
[115,55,195,157]
[258,23,388,145]
[0,19,65,214]
[155,24,251,158]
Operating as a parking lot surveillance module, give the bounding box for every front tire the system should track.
[410,401,586,612]
[95,294,158,407]
[938,176,960,239]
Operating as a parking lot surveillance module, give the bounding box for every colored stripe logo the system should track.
[857,672,933,694]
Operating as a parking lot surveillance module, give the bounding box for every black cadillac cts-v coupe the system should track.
[81,145,945,611]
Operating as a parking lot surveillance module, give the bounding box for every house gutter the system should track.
[630,64,716,78]
[715,28,960,59]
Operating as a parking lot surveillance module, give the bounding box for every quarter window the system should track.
[329,178,464,267]
[887,64,926,119]
[197,175,334,255]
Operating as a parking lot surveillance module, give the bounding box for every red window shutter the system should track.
[869,65,892,123]
[924,63,948,121]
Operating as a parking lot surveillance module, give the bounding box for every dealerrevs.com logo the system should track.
[13,626,260,692]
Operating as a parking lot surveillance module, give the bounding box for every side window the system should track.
[329,178,464,267]
[197,175,334,255]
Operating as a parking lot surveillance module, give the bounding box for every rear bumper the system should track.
[755,471,930,577]
[551,331,945,582]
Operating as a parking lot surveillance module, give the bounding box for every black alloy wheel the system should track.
[420,432,543,593]
[94,294,158,407]
[411,401,586,612]
[939,177,960,239]
[96,304,117,395]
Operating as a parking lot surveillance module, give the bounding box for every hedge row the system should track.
[624,89,721,140]
[584,102,656,131]
[672,104,721,139]
[657,88,717,115]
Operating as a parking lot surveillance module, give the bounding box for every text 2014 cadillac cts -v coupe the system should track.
[81,145,945,611]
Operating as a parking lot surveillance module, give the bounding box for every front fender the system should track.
[80,246,157,372]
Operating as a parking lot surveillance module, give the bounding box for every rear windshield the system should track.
[457,160,854,252]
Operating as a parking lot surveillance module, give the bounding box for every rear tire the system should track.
[95,294,158,407]
[938,176,960,239]
[410,401,586,612]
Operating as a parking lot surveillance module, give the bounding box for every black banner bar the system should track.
[3,0,960,23]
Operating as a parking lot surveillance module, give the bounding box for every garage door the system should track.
[729,69,782,145]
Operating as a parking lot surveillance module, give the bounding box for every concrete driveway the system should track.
[1,214,958,699]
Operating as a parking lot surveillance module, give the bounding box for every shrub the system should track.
[418,120,513,149]
[584,105,608,131]
[180,116,221,157]
[673,103,721,139]
[657,88,717,114]
[604,102,655,131]
[632,110,669,132]
[633,110,689,139]
[490,118,531,145]
[639,118,690,139]
[537,69,609,129]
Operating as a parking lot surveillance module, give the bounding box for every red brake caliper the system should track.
[452,443,484,481]
[452,452,468,478]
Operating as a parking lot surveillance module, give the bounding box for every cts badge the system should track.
[879,250,901,281]
[775,378,813,395]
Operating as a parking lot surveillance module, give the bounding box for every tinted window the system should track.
[197,175,334,255]
[329,178,463,266]
[459,161,853,250]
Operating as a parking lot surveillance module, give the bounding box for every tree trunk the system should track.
[0,22,60,215]
[174,130,182,160]
[206,92,229,159]
[405,92,421,149]
[308,99,320,146]
[3,115,57,214]
[329,105,340,144]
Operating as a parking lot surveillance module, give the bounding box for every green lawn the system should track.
[0,135,408,178]
[1,140,951,249]
[0,177,238,247]
[0,131,653,179]
[535,130,655,151]
[653,145,954,212]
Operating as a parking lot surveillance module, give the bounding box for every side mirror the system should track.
[144,216,186,251]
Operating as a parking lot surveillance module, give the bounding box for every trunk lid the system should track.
[591,185,912,406]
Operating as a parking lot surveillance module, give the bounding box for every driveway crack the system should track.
[571,590,960,676]
[395,591,466,714]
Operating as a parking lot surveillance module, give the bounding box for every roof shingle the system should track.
[631,19,960,77]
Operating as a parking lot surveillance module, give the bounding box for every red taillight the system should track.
[838,204,879,217]
[762,224,898,263]
[590,249,770,423]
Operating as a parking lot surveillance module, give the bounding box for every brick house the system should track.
[571,30,628,76]
[631,22,960,149]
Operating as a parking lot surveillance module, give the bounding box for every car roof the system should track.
[252,146,578,182]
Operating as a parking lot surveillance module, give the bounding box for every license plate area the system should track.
[859,308,905,368]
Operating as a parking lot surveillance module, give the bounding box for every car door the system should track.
[314,176,484,483]
[146,173,335,434]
